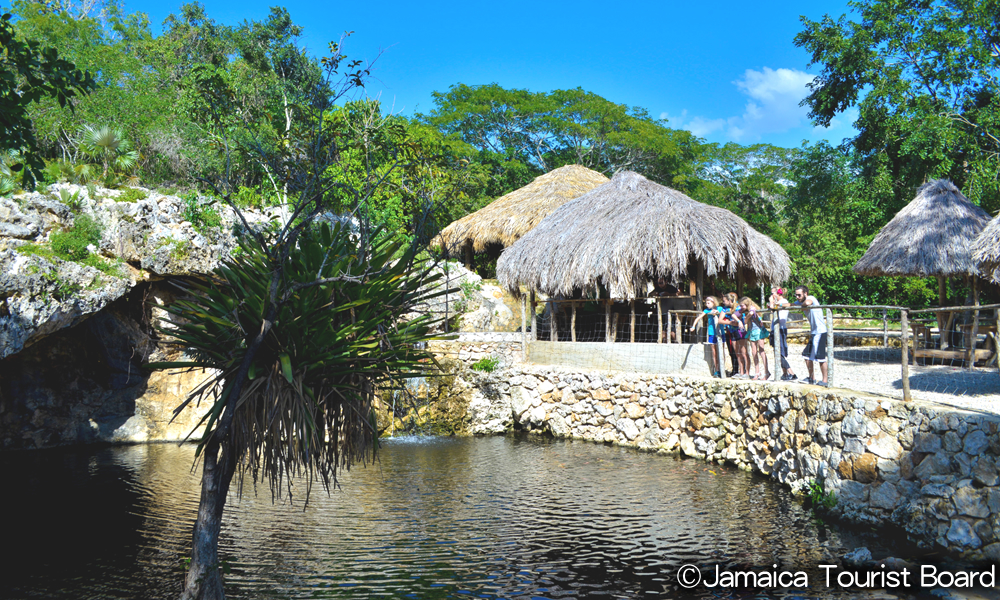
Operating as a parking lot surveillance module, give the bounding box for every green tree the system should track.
[692,142,799,239]
[796,0,1000,220]
[0,10,94,185]
[149,35,449,600]
[422,83,703,192]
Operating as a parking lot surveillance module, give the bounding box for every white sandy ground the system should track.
[762,344,1000,413]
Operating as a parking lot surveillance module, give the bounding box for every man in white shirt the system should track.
[794,286,828,386]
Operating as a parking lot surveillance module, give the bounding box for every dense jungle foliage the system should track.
[3,0,998,308]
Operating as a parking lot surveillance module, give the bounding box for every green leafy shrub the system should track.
[233,186,263,209]
[470,357,499,372]
[81,253,124,277]
[806,479,836,509]
[181,192,223,234]
[116,188,148,203]
[16,243,57,261]
[49,214,102,261]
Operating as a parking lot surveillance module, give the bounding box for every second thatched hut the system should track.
[496,170,790,300]
[431,164,609,266]
[853,179,992,304]
[974,214,1000,284]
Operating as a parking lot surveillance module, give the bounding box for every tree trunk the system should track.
[181,438,236,600]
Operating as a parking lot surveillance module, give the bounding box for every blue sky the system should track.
[129,0,861,149]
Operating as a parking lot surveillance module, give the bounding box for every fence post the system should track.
[773,318,781,381]
[521,295,527,362]
[901,308,911,402]
[444,266,450,334]
[826,308,834,387]
[716,334,727,379]
[882,308,888,348]
[666,310,672,344]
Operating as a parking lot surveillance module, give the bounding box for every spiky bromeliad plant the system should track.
[150,221,445,599]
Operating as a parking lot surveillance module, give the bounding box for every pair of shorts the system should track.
[748,328,763,342]
[727,326,746,340]
[707,334,717,345]
[803,332,828,362]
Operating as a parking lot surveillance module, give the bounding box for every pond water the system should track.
[1,435,918,599]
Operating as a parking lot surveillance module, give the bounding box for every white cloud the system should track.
[728,67,815,141]
[666,67,848,144]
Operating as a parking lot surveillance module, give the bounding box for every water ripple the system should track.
[0,436,916,599]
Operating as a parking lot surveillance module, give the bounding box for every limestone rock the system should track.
[866,431,903,460]
[870,482,899,509]
[547,414,571,438]
[853,453,878,483]
[616,418,640,441]
[842,547,872,566]
[946,519,981,549]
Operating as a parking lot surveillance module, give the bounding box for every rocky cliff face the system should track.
[0,184,275,360]
[0,184,269,449]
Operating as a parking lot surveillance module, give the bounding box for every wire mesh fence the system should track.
[441,296,1000,406]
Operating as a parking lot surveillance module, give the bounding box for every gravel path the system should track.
[778,344,1000,414]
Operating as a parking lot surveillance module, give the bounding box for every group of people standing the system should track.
[688,285,829,386]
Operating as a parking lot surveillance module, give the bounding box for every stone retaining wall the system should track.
[449,359,1000,561]
[428,338,523,369]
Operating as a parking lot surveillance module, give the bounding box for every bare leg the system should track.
[805,359,815,381]
[759,341,770,379]
[819,361,828,384]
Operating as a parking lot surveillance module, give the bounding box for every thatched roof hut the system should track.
[854,179,991,279]
[974,214,1000,284]
[431,164,609,255]
[496,170,791,298]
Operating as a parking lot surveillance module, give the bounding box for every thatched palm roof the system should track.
[496,171,791,298]
[854,179,991,277]
[973,214,1000,284]
[431,164,609,254]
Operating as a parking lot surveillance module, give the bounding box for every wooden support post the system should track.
[737,269,744,299]
[549,299,557,342]
[530,291,537,342]
[826,308,834,387]
[605,301,613,343]
[675,312,682,344]
[882,309,888,348]
[630,300,636,343]
[464,241,473,271]
[969,277,980,369]
[901,308,911,402]
[696,261,704,312]
[571,302,577,343]
[657,299,663,344]
[938,276,949,350]
[521,295,527,362]
[666,310,672,344]
[612,312,620,343]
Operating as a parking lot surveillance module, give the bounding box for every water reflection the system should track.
[0,436,910,599]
